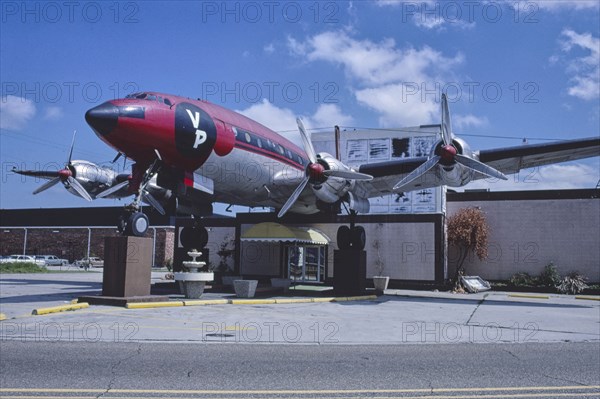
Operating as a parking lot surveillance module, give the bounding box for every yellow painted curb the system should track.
[0,313,7,321]
[274,298,313,304]
[230,299,277,305]
[183,299,229,306]
[125,301,184,309]
[348,295,378,301]
[333,297,350,302]
[124,294,378,309]
[32,303,89,315]
[312,297,336,303]
[575,296,600,301]
[508,294,550,300]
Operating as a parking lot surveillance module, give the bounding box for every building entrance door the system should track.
[287,245,326,283]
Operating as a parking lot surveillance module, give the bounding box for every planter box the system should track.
[372,276,389,294]
[234,280,258,298]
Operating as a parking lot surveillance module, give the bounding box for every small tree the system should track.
[447,207,489,290]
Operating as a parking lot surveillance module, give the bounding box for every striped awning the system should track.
[241,222,329,245]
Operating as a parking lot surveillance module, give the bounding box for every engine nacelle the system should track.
[430,137,477,187]
[70,161,118,197]
[431,137,473,160]
[311,153,354,204]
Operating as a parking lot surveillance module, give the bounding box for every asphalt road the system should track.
[1,341,599,398]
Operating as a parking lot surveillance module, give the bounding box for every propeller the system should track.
[394,94,508,191]
[278,118,372,218]
[29,131,93,201]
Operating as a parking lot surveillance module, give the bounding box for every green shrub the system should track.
[538,263,561,288]
[557,272,588,295]
[509,272,536,287]
[0,262,48,273]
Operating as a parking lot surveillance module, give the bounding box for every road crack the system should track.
[96,344,143,398]
[466,293,488,325]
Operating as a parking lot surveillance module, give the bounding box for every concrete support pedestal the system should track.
[333,249,366,296]
[102,236,153,297]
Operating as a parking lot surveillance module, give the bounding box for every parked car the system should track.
[35,255,69,266]
[0,254,45,265]
[75,257,104,268]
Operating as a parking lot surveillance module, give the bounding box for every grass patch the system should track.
[0,262,49,274]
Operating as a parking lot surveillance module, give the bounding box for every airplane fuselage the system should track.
[86,92,320,213]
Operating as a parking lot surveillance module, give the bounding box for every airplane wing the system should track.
[355,136,600,197]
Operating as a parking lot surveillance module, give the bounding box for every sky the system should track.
[1,0,599,211]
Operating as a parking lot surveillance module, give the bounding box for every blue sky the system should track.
[1,0,599,210]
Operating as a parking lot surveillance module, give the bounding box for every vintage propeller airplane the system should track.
[82,91,599,244]
[15,92,600,248]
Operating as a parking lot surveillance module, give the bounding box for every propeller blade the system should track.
[33,177,61,195]
[323,169,373,181]
[142,190,166,215]
[13,168,61,179]
[278,177,310,218]
[455,155,508,181]
[111,152,122,163]
[393,156,441,191]
[96,180,129,199]
[66,176,93,201]
[67,130,77,165]
[441,93,452,146]
[297,118,317,164]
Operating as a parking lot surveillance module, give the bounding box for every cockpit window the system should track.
[135,93,147,99]
[146,94,157,101]
[163,98,172,106]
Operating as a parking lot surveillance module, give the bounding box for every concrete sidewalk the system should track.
[1,272,598,344]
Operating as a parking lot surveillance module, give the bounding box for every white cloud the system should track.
[533,1,599,11]
[288,31,463,128]
[311,104,354,128]
[0,95,36,130]
[43,106,63,121]
[560,29,600,100]
[355,84,439,127]
[263,43,275,54]
[289,31,463,86]
[236,99,354,146]
[464,162,600,192]
[454,114,489,130]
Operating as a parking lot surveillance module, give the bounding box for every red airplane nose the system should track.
[85,102,119,136]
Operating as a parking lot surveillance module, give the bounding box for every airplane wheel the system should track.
[125,212,149,237]
[180,226,208,249]
[337,225,351,250]
[350,226,366,250]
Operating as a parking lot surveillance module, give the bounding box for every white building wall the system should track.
[447,198,600,282]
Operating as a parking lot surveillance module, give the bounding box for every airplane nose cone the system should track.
[85,102,118,136]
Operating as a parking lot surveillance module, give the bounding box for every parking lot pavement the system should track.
[1,272,599,344]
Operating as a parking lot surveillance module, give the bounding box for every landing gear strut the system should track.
[119,160,161,237]
[336,210,366,250]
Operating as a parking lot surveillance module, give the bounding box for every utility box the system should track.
[102,236,153,297]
